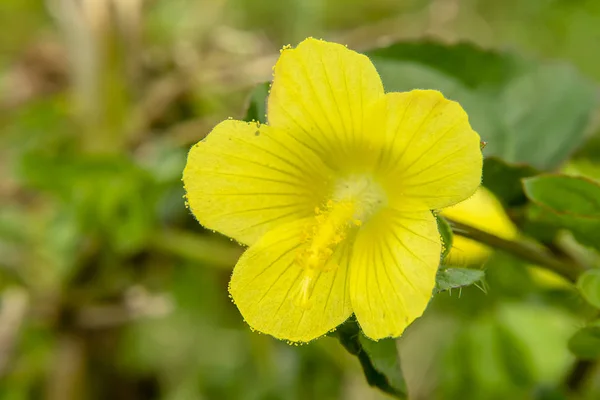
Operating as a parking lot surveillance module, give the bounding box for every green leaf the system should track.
[358,335,407,395]
[524,175,600,217]
[523,175,600,249]
[499,64,597,170]
[436,268,485,293]
[366,41,522,89]
[482,157,539,207]
[243,82,270,124]
[336,318,407,399]
[577,270,600,309]
[436,215,454,262]
[568,322,600,359]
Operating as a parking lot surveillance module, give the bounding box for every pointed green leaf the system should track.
[436,268,485,293]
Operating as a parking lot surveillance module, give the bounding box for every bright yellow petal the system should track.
[268,38,384,161]
[441,187,518,266]
[369,90,483,210]
[229,220,353,342]
[183,119,330,245]
[349,209,440,340]
[445,236,492,266]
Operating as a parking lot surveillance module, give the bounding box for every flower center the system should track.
[295,175,386,307]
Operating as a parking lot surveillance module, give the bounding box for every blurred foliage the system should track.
[2,0,600,399]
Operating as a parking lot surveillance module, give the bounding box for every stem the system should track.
[446,218,585,283]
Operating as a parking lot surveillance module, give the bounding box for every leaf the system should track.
[577,270,600,309]
[366,41,522,89]
[243,82,270,124]
[568,322,600,359]
[436,268,485,293]
[358,335,407,395]
[436,215,454,262]
[523,175,600,249]
[335,318,407,399]
[524,175,600,217]
[499,64,597,170]
[482,157,539,207]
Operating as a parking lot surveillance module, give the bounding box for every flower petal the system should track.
[349,209,440,340]
[268,38,384,159]
[369,90,483,210]
[229,220,353,342]
[183,119,329,245]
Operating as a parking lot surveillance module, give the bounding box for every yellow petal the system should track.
[528,265,572,289]
[183,119,330,245]
[369,90,483,210]
[229,220,353,342]
[349,209,440,340]
[268,38,384,162]
[441,187,518,266]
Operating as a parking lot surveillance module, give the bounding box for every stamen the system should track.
[295,175,387,308]
[295,201,356,308]
[297,269,316,308]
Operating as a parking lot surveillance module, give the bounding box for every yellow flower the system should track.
[183,38,482,342]
[441,187,518,266]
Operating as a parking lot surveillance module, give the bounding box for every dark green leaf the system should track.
[577,270,600,309]
[523,175,600,249]
[436,268,485,293]
[366,41,522,89]
[568,322,600,359]
[358,335,407,395]
[483,157,539,207]
[499,64,597,170]
[436,215,454,262]
[336,318,407,399]
[244,82,270,124]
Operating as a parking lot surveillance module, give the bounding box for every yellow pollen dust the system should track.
[295,200,357,308]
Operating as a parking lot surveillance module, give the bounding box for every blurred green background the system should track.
[2,0,600,399]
